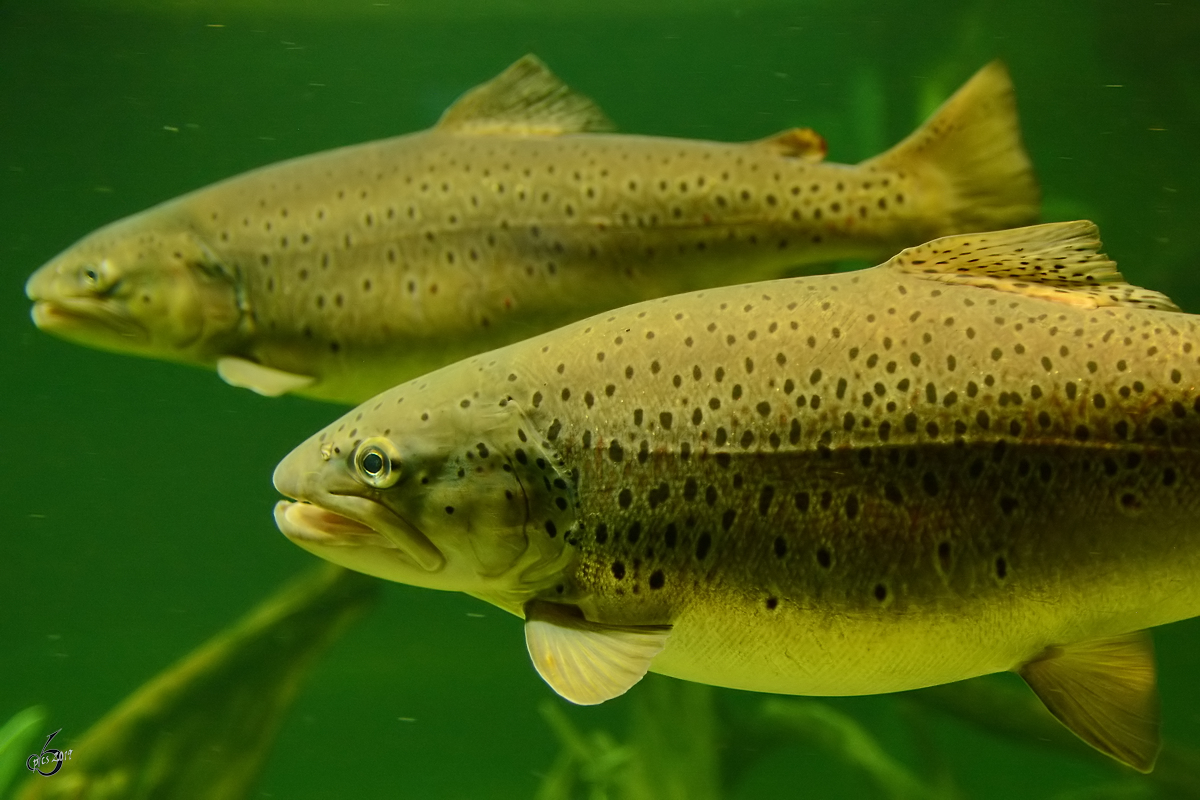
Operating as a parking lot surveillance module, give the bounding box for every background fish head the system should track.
[24,209,243,366]
[273,366,576,608]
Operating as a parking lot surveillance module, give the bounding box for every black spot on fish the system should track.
[649,570,664,590]
[695,532,712,560]
[648,483,670,509]
[758,486,775,516]
[612,561,626,580]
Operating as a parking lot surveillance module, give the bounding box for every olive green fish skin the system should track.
[26,58,1036,404]
[277,226,1200,698]
[200,130,949,399]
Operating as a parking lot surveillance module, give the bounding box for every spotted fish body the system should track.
[275,222,1197,771]
[26,56,1037,403]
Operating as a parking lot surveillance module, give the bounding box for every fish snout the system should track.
[273,445,318,500]
[24,264,52,301]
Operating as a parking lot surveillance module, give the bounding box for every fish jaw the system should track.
[272,499,447,585]
[272,451,447,581]
[28,292,150,350]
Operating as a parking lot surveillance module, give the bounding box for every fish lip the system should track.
[29,298,148,342]
[273,500,393,547]
[274,490,446,573]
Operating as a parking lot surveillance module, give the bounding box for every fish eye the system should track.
[353,437,402,489]
[82,266,100,286]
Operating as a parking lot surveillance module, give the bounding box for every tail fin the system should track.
[862,61,1040,234]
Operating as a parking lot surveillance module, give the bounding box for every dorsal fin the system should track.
[886,221,1180,311]
[436,54,613,136]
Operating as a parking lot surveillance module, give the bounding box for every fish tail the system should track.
[861,61,1040,234]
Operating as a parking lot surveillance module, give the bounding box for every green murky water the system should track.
[4,1,1200,797]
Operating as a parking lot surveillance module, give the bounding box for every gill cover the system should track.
[277,391,580,604]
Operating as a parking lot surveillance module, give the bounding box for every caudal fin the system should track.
[862,61,1040,234]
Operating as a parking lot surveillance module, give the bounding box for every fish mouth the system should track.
[273,500,386,546]
[273,493,445,573]
[29,298,147,343]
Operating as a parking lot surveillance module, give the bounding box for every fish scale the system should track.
[523,266,1200,658]
[274,221,1192,772]
[26,55,1037,403]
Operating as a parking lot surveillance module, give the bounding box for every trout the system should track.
[26,56,1037,404]
[273,222,1198,773]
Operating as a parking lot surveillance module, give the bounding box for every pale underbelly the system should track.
[645,567,1200,697]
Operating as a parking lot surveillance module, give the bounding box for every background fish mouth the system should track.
[30,299,147,342]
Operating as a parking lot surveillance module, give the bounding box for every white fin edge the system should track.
[524,601,670,705]
[886,221,1180,312]
[217,357,315,397]
[436,54,613,136]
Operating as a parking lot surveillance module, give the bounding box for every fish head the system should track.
[273,374,576,605]
[25,210,242,365]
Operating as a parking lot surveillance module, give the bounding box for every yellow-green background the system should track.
[3,1,1199,796]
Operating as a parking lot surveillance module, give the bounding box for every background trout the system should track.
[25,55,1037,404]
[274,222,1196,773]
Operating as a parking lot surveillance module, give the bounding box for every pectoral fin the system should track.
[1018,631,1160,773]
[524,600,670,705]
[217,357,315,397]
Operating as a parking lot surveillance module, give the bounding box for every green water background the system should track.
[3,1,1200,797]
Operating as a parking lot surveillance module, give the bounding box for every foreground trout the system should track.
[26,56,1037,404]
[273,221,1200,773]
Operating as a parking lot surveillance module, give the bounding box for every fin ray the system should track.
[524,600,670,705]
[1019,631,1161,772]
[885,221,1180,311]
[436,54,612,136]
